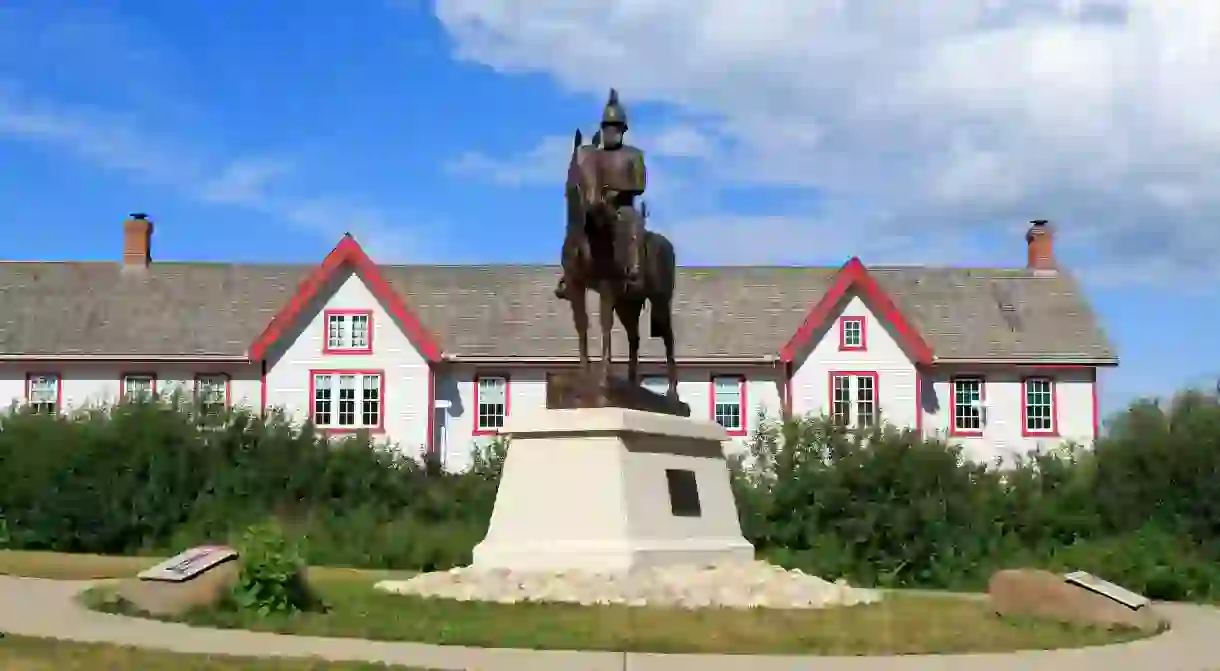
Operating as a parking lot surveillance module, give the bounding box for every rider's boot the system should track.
[554,278,568,299]
[625,229,643,290]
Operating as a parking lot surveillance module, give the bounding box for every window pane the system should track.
[314,374,332,426]
[953,378,982,431]
[327,315,346,350]
[842,320,862,347]
[197,375,227,415]
[712,376,742,430]
[832,375,851,425]
[361,374,380,427]
[338,375,356,426]
[856,375,876,427]
[29,374,58,414]
[351,315,369,349]
[125,376,153,400]
[478,377,506,430]
[1025,378,1054,432]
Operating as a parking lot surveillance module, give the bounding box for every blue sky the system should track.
[1,1,1216,416]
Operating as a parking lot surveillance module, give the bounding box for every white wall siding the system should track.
[789,295,919,429]
[922,367,1097,465]
[433,366,547,473]
[0,362,260,411]
[262,268,431,461]
[433,364,786,471]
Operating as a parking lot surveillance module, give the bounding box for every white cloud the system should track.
[0,90,434,263]
[432,0,1220,281]
[445,134,573,186]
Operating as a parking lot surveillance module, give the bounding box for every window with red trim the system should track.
[1022,377,1057,436]
[312,371,383,430]
[474,375,509,434]
[26,373,60,415]
[829,372,878,428]
[838,317,866,351]
[122,374,156,401]
[323,310,373,354]
[711,375,746,436]
[950,377,985,436]
[195,374,230,417]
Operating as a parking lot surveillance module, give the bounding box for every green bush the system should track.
[2,385,1220,602]
[230,520,319,615]
[733,390,1220,595]
[0,396,499,569]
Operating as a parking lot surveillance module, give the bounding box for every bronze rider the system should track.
[556,89,647,298]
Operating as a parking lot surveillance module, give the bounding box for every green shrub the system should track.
[230,520,320,616]
[3,384,1220,603]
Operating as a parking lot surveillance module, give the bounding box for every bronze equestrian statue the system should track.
[553,89,683,410]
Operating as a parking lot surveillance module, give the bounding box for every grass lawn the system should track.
[89,576,1154,656]
[0,550,411,583]
[0,634,424,670]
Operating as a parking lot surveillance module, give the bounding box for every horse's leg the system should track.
[598,285,615,387]
[570,283,590,371]
[614,299,643,387]
[658,298,679,400]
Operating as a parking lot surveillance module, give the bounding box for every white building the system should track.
[0,215,1115,469]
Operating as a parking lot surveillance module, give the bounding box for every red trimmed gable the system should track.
[248,235,443,362]
[779,257,934,365]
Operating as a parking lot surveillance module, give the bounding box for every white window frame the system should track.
[1023,377,1056,435]
[951,376,985,435]
[475,375,508,434]
[122,374,156,401]
[324,311,372,353]
[195,374,229,417]
[27,373,59,415]
[312,372,382,430]
[829,372,878,428]
[839,317,865,350]
[711,375,745,434]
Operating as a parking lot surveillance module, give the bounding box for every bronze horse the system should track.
[560,129,679,399]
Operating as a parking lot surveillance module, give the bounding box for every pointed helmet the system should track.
[600,88,628,129]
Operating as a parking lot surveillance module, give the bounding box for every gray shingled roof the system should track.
[0,261,1116,362]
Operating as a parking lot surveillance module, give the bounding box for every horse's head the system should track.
[567,129,607,218]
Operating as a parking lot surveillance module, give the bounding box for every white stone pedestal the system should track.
[471,407,755,573]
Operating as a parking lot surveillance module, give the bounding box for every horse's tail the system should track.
[645,231,676,339]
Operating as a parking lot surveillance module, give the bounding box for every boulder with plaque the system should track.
[988,568,1166,632]
[116,545,240,616]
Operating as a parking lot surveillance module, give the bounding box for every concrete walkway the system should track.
[2,575,1220,671]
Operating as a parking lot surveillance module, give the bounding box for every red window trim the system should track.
[25,372,63,414]
[308,369,386,434]
[708,374,748,437]
[949,375,986,437]
[322,309,375,355]
[473,373,511,436]
[826,370,880,427]
[1090,367,1100,440]
[120,372,158,399]
[194,373,233,408]
[838,317,867,351]
[1021,376,1060,438]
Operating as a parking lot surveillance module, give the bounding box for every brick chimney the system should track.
[1025,219,1056,274]
[122,213,153,268]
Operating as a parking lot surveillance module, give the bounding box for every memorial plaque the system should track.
[1064,571,1150,609]
[138,545,238,583]
[665,468,701,517]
